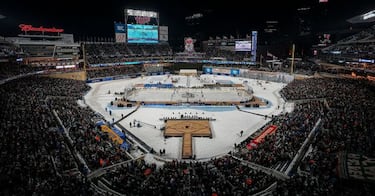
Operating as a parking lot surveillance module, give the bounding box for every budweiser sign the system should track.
[19,24,64,33]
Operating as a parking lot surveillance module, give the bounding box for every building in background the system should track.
[5,24,81,69]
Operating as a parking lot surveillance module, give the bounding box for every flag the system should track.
[223,35,228,39]
[216,36,221,40]
[230,35,235,39]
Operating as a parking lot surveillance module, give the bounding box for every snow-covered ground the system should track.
[84,74,293,160]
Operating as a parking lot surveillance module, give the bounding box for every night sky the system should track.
[1,0,374,41]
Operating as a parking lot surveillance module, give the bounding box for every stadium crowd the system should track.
[234,100,326,173]
[86,65,144,79]
[0,73,280,196]
[0,76,97,195]
[2,12,375,195]
[320,25,375,65]
[0,63,44,80]
[85,43,172,65]
[48,96,132,171]
[102,156,276,196]
[0,63,374,195]
[204,47,248,61]
[277,77,375,195]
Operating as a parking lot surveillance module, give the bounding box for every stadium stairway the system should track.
[271,161,291,173]
[231,155,289,180]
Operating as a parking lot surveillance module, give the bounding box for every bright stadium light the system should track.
[126,9,157,18]
[363,10,375,20]
[347,9,375,23]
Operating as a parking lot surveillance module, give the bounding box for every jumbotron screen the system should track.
[127,24,158,44]
[235,41,252,51]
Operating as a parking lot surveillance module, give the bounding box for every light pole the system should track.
[291,44,295,74]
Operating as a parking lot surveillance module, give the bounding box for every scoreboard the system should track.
[125,9,159,44]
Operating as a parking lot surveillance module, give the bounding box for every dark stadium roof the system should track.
[347,10,375,24]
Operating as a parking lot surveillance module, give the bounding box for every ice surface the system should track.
[84,74,291,160]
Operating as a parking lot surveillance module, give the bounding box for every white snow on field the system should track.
[84,74,293,160]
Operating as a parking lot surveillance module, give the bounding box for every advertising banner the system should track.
[246,125,277,150]
[114,23,126,43]
[159,26,168,41]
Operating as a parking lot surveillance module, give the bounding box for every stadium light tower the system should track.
[291,44,295,74]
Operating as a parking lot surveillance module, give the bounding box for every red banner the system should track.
[246,125,278,150]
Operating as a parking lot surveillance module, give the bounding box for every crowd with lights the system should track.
[0,65,374,195]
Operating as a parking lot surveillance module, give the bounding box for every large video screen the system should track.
[235,41,251,51]
[127,24,158,44]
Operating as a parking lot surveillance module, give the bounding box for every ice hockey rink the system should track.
[84,74,294,159]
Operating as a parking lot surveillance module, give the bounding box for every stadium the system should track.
[0,1,375,195]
